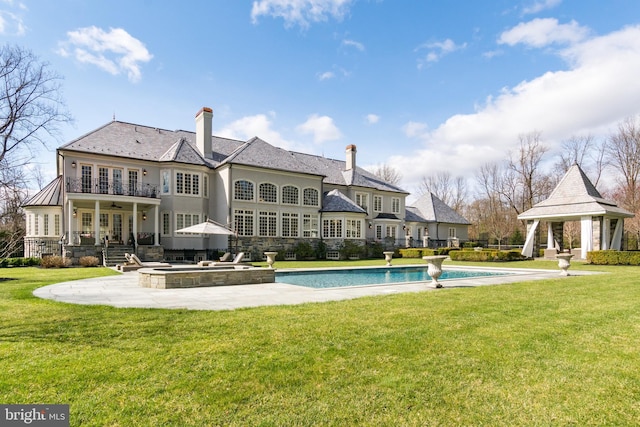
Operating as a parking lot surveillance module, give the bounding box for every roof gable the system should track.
[412,193,470,224]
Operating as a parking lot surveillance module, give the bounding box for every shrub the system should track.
[293,241,315,260]
[79,256,100,267]
[587,250,640,265]
[24,257,41,266]
[0,258,7,268]
[398,248,454,258]
[41,255,72,268]
[449,249,526,262]
[366,241,384,259]
[339,240,365,259]
[8,257,24,267]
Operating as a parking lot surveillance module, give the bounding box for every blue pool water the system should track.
[276,267,510,289]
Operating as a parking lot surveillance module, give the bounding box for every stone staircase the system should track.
[102,245,134,267]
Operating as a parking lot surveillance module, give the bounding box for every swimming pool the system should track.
[276,266,511,289]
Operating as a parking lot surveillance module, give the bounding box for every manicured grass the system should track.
[1,262,640,426]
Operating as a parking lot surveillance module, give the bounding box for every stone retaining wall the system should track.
[138,266,275,289]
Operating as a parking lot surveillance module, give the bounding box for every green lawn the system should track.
[1,261,639,426]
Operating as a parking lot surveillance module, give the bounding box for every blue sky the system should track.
[3,0,640,197]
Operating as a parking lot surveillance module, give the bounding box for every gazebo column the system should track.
[521,219,539,258]
[611,219,624,250]
[547,222,554,249]
[580,216,593,260]
[602,218,610,250]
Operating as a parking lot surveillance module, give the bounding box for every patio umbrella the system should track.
[176,219,235,235]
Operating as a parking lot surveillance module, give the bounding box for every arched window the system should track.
[282,185,299,205]
[303,188,319,206]
[234,180,254,201]
[259,183,278,203]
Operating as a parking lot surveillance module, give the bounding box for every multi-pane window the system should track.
[376,225,383,240]
[175,172,200,195]
[176,213,200,233]
[258,211,277,237]
[282,185,299,205]
[234,209,254,236]
[43,214,49,236]
[113,169,123,195]
[449,227,456,238]
[34,215,39,235]
[203,175,208,198]
[81,165,92,193]
[373,195,383,212]
[355,193,368,212]
[303,188,319,206]
[322,218,343,238]
[99,167,109,194]
[162,212,170,236]
[346,219,362,238]
[234,180,254,201]
[386,225,397,238]
[259,183,277,203]
[392,197,400,214]
[54,214,60,236]
[303,214,319,238]
[176,172,184,194]
[82,212,92,233]
[184,174,192,194]
[129,170,138,196]
[282,212,299,237]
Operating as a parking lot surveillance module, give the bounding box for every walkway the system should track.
[33,266,597,311]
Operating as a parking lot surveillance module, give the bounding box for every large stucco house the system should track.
[22,107,470,264]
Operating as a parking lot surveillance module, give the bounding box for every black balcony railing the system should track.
[66,177,159,198]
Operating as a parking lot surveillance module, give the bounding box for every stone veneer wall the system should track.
[138,267,275,289]
[63,245,103,266]
[137,245,164,262]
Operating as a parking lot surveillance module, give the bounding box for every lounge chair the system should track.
[117,253,171,271]
[212,252,246,266]
[219,252,232,262]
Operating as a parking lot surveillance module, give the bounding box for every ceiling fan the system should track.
[110,202,123,209]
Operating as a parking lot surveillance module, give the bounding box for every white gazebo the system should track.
[518,164,634,260]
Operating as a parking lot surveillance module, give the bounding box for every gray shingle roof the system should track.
[321,189,367,213]
[519,164,634,220]
[23,176,63,207]
[410,193,470,224]
[404,206,428,223]
[59,121,407,194]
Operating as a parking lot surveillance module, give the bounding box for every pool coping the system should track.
[33,264,602,311]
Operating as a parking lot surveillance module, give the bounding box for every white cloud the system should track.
[57,26,153,83]
[0,4,26,36]
[251,0,354,28]
[296,114,342,143]
[342,39,364,51]
[217,112,295,150]
[318,70,335,80]
[365,114,379,124]
[390,24,640,193]
[499,18,589,48]
[522,0,562,15]
[415,38,466,69]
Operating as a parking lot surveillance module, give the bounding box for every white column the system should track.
[68,200,74,244]
[580,216,593,260]
[521,219,539,258]
[602,218,610,250]
[154,205,160,246]
[94,200,101,245]
[547,222,554,249]
[132,203,138,248]
[611,219,624,250]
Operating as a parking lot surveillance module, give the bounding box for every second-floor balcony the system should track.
[66,177,160,198]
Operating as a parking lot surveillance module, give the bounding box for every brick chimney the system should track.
[195,107,213,158]
[345,144,357,170]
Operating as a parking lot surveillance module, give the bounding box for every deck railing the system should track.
[66,177,159,198]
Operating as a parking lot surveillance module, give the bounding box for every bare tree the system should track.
[1,44,71,169]
[370,163,402,185]
[507,131,551,214]
[553,134,607,187]
[419,171,468,213]
[0,45,71,257]
[605,116,640,212]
